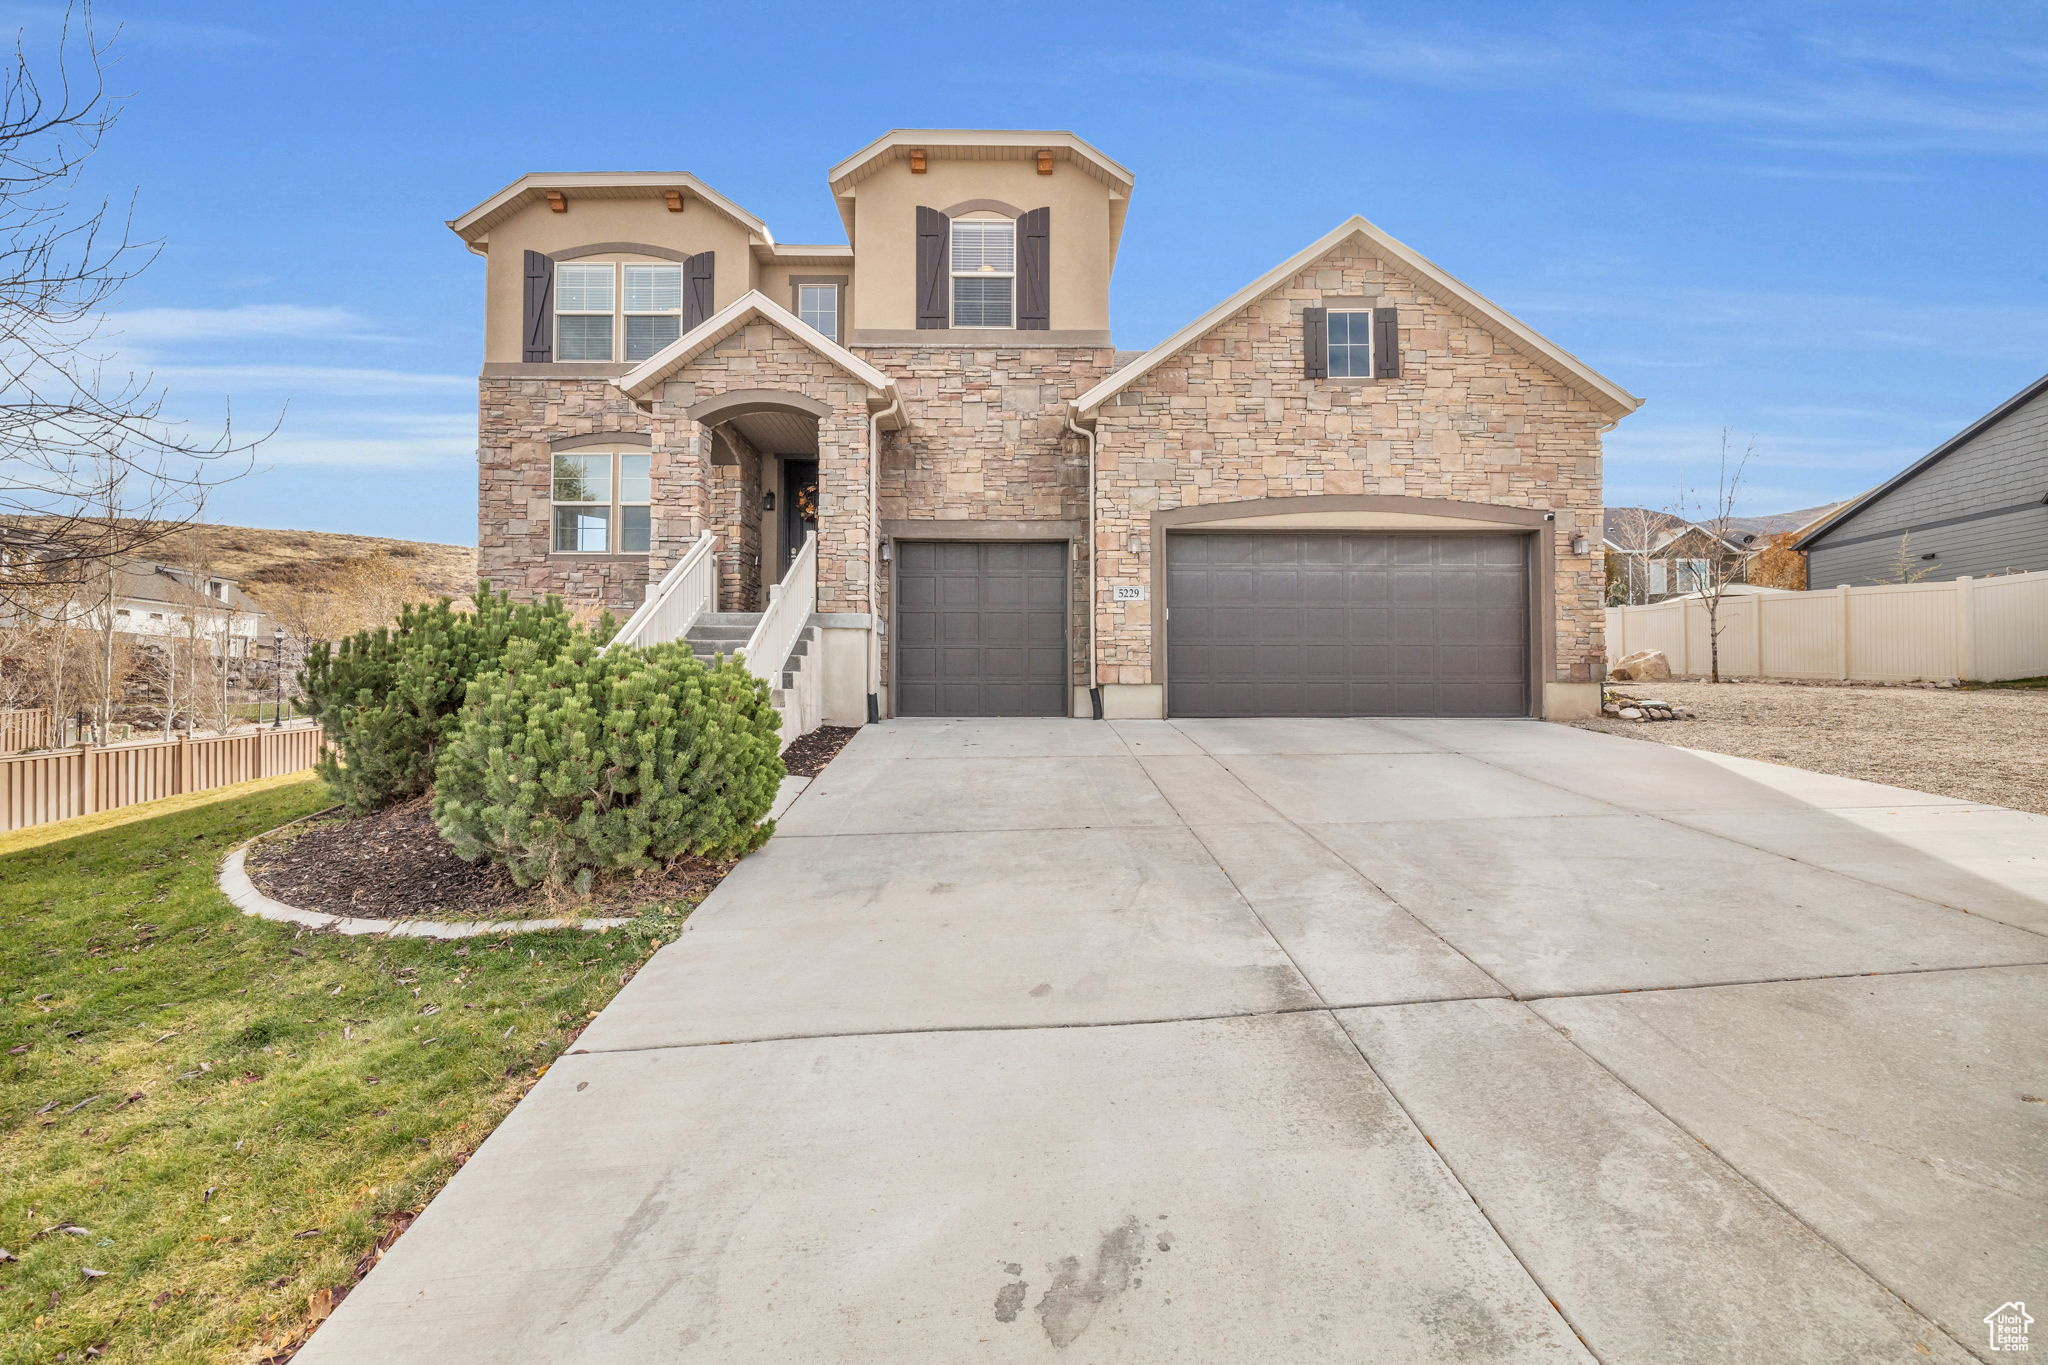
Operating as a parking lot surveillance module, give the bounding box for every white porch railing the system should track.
[742,532,816,688]
[610,534,720,649]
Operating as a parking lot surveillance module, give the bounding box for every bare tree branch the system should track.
[0,1,261,610]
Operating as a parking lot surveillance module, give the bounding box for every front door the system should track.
[780,459,819,573]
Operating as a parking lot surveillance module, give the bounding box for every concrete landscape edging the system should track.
[217,833,633,940]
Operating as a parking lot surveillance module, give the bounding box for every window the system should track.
[552,450,652,554]
[622,264,682,361]
[1674,558,1710,593]
[555,262,616,361]
[950,218,1014,327]
[797,283,839,341]
[1328,310,1373,378]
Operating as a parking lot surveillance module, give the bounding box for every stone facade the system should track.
[477,251,1611,708]
[477,377,655,614]
[1090,243,1610,688]
[709,424,765,613]
[874,345,1115,687]
[646,321,878,617]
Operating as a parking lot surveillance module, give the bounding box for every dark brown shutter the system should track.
[1372,306,1400,379]
[521,251,553,363]
[1302,306,1328,379]
[915,206,948,328]
[1017,207,1050,330]
[684,252,715,330]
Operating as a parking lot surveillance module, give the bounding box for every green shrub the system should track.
[432,637,783,892]
[298,585,592,814]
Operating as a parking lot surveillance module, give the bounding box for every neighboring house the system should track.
[1602,509,1748,603]
[1604,503,1843,602]
[454,129,1641,726]
[7,555,263,658]
[1795,371,2048,584]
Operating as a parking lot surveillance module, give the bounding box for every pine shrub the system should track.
[298,585,591,813]
[431,638,784,892]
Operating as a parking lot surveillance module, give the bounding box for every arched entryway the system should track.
[687,389,828,612]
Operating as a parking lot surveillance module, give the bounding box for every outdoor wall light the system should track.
[1570,534,1590,555]
[879,541,892,562]
[762,491,776,511]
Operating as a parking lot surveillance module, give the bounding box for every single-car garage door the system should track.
[1167,532,1530,717]
[895,541,1069,716]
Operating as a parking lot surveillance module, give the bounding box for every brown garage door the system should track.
[1167,532,1530,717]
[895,541,1069,716]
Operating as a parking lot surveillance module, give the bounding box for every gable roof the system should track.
[613,290,898,405]
[1070,215,1643,421]
[447,173,773,255]
[1600,508,1693,553]
[1793,370,2048,550]
[826,129,1133,246]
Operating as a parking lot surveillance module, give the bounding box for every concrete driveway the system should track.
[298,718,2048,1364]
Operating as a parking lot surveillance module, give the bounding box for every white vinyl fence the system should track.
[1606,571,2048,683]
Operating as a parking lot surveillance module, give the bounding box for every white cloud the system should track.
[145,363,471,396]
[253,428,474,471]
[0,4,266,53]
[106,304,385,345]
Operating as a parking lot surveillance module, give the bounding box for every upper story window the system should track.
[950,218,1015,327]
[552,450,652,554]
[797,283,840,341]
[1327,310,1374,378]
[554,262,684,363]
[622,264,682,361]
[555,263,616,361]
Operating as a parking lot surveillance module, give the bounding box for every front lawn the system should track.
[0,781,685,1363]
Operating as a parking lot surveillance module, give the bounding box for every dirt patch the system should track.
[782,725,858,778]
[245,795,733,921]
[1575,680,2048,815]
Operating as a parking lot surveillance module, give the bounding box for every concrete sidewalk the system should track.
[297,718,2048,1364]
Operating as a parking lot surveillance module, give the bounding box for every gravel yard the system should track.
[1575,681,2048,815]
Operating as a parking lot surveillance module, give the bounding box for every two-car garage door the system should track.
[1166,532,1530,717]
[892,531,1532,719]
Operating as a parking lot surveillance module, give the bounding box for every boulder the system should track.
[1609,649,1673,683]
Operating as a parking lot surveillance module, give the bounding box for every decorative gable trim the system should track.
[1071,215,1643,421]
[612,289,897,404]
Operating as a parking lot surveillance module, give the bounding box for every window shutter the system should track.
[522,250,554,363]
[1302,306,1328,379]
[684,252,715,331]
[1017,207,1050,330]
[915,206,948,328]
[1372,305,1400,379]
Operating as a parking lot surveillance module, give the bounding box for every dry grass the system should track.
[1577,680,2048,814]
[0,516,476,603]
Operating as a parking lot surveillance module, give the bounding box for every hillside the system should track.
[3,515,477,611]
[149,522,478,602]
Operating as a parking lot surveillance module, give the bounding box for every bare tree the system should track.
[1602,505,1670,605]
[0,2,258,611]
[1875,532,1939,586]
[1670,429,1755,683]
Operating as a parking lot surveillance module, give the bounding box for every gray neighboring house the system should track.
[1796,372,2048,584]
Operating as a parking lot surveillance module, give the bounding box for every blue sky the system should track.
[37,0,2048,544]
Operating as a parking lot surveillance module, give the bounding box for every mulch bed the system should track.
[245,795,732,921]
[782,725,858,777]
[245,728,859,921]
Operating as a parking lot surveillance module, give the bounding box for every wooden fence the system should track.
[1607,570,2048,682]
[0,708,50,754]
[0,723,325,833]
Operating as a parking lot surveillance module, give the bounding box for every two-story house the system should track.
[452,129,1640,733]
